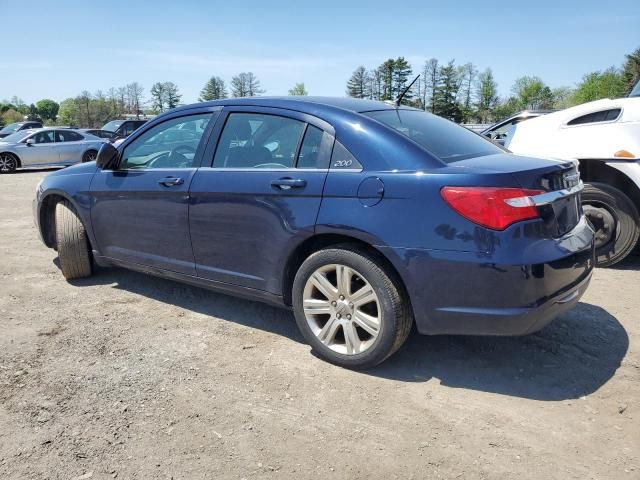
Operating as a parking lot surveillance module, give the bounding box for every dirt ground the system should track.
[0,170,638,480]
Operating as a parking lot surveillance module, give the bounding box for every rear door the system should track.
[90,108,219,275]
[55,130,85,164]
[189,107,334,293]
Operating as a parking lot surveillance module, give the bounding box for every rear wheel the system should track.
[292,246,412,369]
[0,153,18,173]
[82,149,98,163]
[582,182,640,267]
[55,200,93,280]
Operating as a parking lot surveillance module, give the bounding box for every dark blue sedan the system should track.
[34,97,595,368]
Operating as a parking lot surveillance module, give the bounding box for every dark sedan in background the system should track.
[34,97,594,368]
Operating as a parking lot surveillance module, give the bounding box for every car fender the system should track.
[604,159,640,190]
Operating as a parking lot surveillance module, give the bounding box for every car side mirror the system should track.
[25,138,35,146]
[96,142,119,169]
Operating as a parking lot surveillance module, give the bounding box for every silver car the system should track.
[0,128,106,173]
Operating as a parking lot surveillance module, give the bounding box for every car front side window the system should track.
[32,131,55,144]
[119,114,213,170]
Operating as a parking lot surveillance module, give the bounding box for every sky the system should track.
[1,0,639,105]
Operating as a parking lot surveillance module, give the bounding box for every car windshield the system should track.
[102,120,124,132]
[364,109,503,163]
[0,123,21,134]
[0,131,32,143]
[630,81,640,98]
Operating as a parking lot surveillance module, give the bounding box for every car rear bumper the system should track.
[378,219,595,336]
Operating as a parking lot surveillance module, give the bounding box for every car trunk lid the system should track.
[452,153,582,236]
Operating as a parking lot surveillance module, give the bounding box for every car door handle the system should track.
[271,178,307,190]
[158,176,184,187]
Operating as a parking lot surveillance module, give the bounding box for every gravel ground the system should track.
[0,170,638,480]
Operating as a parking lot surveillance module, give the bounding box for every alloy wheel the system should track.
[302,264,381,355]
[0,154,16,173]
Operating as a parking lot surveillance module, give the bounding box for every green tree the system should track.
[493,97,521,121]
[551,86,575,109]
[288,82,308,96]
[378,59,395,101]
[35,99,59,122]
[432,60,462,122]
[163,82,181,109]
[572,68,626,104]
[622,47,640,95]
[150,82,166,112]
[511,76,554,110]
[58,98,79,126]
[392,57,413,103]
[346,66,369,98]
[475,68,499,123]
[200,76,228,101]
[1,108,23,125]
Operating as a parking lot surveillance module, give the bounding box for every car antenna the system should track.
[389,74,420,108]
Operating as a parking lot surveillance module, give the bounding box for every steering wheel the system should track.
[148,145,197,168]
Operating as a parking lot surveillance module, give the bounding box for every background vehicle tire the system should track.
[292,245,412,369]
[55,200,93,280]
[82,149,98,163]
[0,153,18,173]
[582,182,640,267]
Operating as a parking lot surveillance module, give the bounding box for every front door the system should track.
[189,109,333,293]
[90,110,217,275]
[17,130,58,167]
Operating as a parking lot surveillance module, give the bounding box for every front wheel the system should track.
[82,149,98,163]
[292,246,412,369]
[582,182,640,267]
[55,200,93,280]
[0,153,18,173]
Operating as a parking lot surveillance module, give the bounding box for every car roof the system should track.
[175,96,414,115]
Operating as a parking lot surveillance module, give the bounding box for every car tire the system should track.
[82,149,98,163]
[55,200,93,280]
[0,153,18,173]
[292,245,412,369]
[582,182,640,267]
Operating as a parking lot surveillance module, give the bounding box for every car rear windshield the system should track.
[102,120,124,132]
[364,110,502,163]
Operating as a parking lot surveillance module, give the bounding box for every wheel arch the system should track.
[39,191,85,249]
[579,159,640,211]
[281,233,411,309]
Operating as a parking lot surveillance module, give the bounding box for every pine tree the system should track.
[346,66,369,98]
[200,76,228,101]
[475,68,499,123]
[392,57,413,103]
[378,59,395,101]
[150,82,166,112]
[432,60,462,122]
[163,82,181,109]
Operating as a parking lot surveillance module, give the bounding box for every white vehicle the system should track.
[502,93,640,266]
[0,128,106,173]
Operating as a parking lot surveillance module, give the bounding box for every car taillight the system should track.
[441,186,545,230]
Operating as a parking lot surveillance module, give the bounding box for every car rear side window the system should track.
[213,113,306,169]
[55,130,84,142]
[364,109,502,163]
[567,109,621,126]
